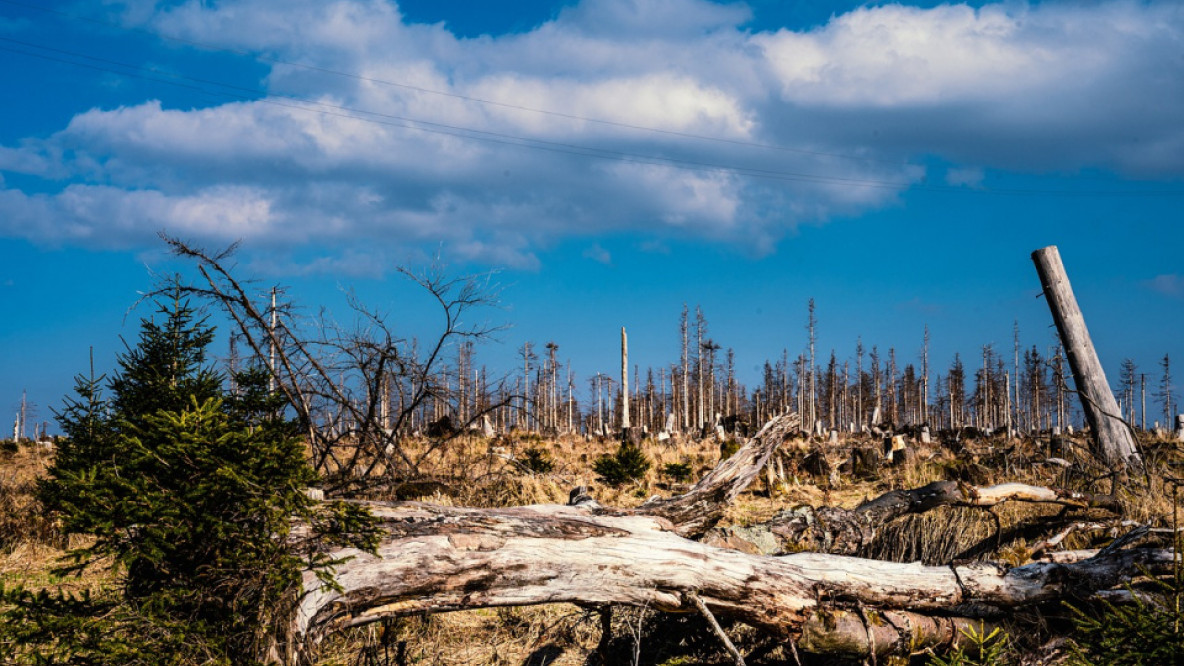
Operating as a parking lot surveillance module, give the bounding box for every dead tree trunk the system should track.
[621,326,630,430]
[290,502,1168,661]
[707,480,1118,557]
[1031,246,1141,469]
[282,413,1164,664]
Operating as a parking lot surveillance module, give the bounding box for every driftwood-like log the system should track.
[286,413,1155,663]
[292,502,1170,655]
[630,412,800,536]
[799,609,996,659]
[709,480,1118,557]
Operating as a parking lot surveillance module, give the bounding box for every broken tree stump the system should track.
[1031,246,1141,469]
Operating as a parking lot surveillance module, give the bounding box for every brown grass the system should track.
[2,429,1178,665]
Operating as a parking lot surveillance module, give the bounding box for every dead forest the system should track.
[3,242,1183,666]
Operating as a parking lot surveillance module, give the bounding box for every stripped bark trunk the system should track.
[1031,246,1141,469]
[290,502,1169,660]
[283,413,1156,663]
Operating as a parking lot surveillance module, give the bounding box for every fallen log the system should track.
[707,480,1118,557]
[282,413,1156,663]
[633,412,800,536]
[290,501,1170,659]
[798,609,997,660]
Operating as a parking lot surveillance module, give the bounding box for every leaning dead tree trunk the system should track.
[284,413,1165,663]
[1032,246,1141,469]
[632,413,800,536]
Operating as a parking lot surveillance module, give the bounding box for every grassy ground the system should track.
[2,428,1179,665]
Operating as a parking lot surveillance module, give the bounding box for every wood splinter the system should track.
[687,592,746,666]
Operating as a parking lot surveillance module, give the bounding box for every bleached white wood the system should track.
[1031,246,1140,468]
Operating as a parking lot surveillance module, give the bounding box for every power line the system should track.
[0,38,925,190]
[2,33,1183,198]
[0,0,916,167]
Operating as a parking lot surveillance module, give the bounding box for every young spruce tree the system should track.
[3,291,377,664]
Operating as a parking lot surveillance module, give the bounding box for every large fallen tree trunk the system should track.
[284,413,1163,663]
[291,503,1169,660]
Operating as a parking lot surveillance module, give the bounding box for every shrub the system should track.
[519,446,555,474]
[661,462,693,483]
[719,438,741,461]
[593,442,651,486]
[926,623,1010,666]
[1065,575,1184,665]
[1,291,379,664]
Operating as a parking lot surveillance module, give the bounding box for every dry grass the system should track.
[2,429,1179,665]
[317,605,605,666]
[0,442,64,555]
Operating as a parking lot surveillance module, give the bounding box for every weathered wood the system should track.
[713,480,1117,557]
[798,609,995,660]
[1031,246,1141,468]
[631,412,800,536]
[290,502,1170,657]
[282,414,1159,664]
[621,326,630,430]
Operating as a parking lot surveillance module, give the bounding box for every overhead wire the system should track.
[0,38,925,190]
[0,0,914,167]
[0,9,1182,198]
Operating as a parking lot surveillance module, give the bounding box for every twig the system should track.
[687,592,745,666]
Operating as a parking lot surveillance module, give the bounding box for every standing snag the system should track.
[1031,245,1141,469]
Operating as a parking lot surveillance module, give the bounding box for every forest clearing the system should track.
[1,241,1181,665]
[5,1,1184,663]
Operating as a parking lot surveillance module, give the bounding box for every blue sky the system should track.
[1,0,1182,431]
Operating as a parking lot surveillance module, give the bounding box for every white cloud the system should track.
[756,4,1052,107]
[1145,274,1184,299]
[1,0,1183,268]
[583,243,612,264]
[0,184,277,246]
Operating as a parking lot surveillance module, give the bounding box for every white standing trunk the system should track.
[1031,246,1140,468]
[621,327,631,429]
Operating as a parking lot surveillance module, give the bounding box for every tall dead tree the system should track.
[1160,354,1174,429]
[681,305,690,433]
[922,326,930,425]
[807,299,817,431]
[620,326,631,430]
[1031,246,1141,468]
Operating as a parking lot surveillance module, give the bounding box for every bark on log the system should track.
[798,609,996,660]
[1031,246,1141,469]
[708,480,1118,557]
